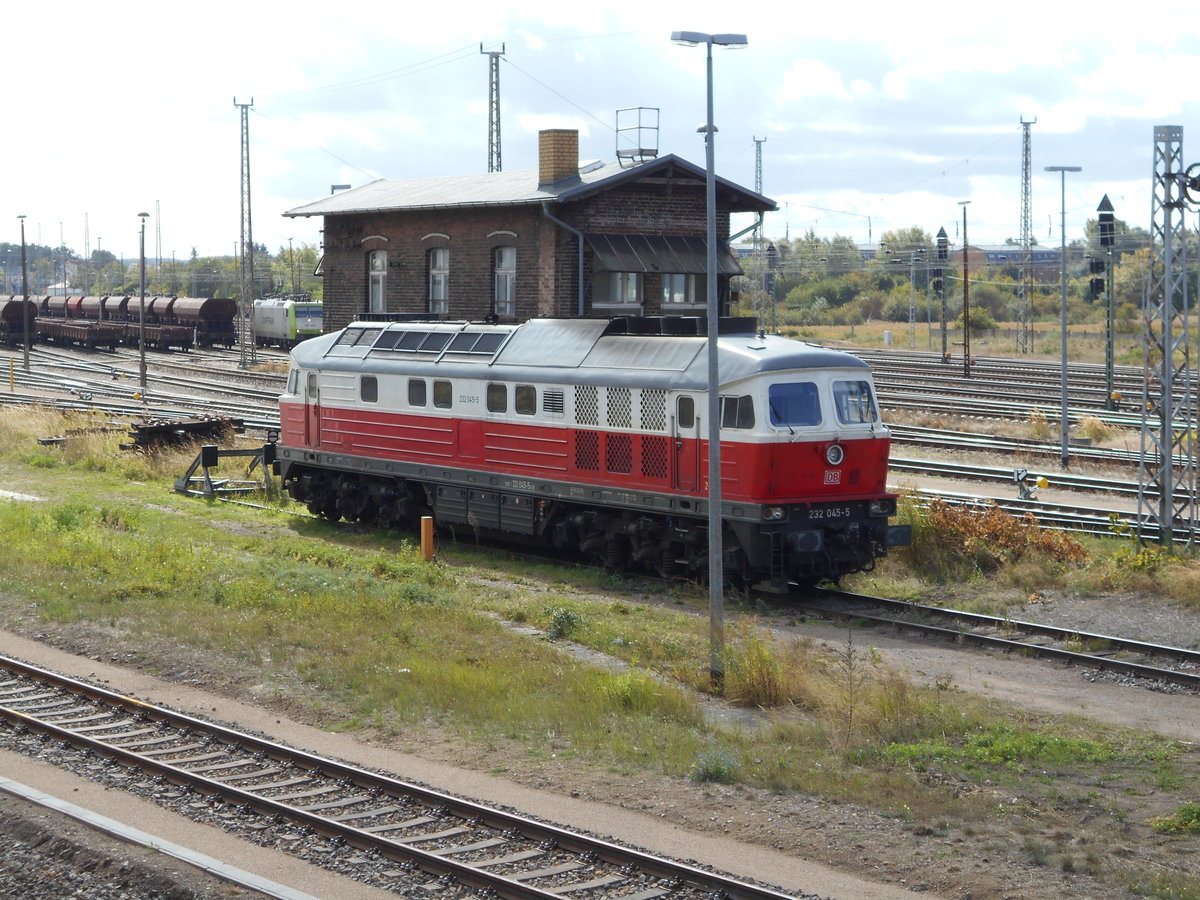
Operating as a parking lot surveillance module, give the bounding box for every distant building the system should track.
[285,129,775,332]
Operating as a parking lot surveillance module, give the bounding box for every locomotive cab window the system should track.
[361,376,378,403]
[720,395,755,429]
[306,372,318,400]
[677,396,695,429]
[433,380,452,409]
[408,379,427,407]
[515,384,536,415]
[833,380,878,424]
[768,382,822,428]
[287,368,299,395]
[487,383,508,413]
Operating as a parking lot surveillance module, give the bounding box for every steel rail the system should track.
[0,653,800,900]
[799,590,1200,689]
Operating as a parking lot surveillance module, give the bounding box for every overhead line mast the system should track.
[1019,117,1036,353]
[1138,125,1199,547]
[481,43,505,173]
[234,97,257,368]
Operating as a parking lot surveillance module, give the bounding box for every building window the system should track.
[428,248,449,315]
[368,250,386,313]
[494,247,516,317]
[595,271,640,306]
[662,273,700,305]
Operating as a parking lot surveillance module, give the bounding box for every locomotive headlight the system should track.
[825,444,845,466]
[869,498,896,517]
[763,506,786,521]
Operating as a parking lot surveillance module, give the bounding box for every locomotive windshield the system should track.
[833,380,878,424]
[768,382,822,427]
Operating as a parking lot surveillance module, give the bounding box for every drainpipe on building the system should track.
[541,201,586,317]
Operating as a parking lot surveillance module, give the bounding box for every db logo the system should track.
[824,470,841,485]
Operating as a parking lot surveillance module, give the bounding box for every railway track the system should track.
[795,590,1200,690]
[0,653,804,900]
[4,343,1193,542]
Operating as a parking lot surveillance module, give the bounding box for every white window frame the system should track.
[594,270,641,308]
[494,246,516,317]
[428,247,449,315]
[662,273,693,305]
[368,250,387,313]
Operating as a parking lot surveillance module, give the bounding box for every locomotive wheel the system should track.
[603,535,629,571]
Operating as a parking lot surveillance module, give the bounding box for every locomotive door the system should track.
[672,395,700,491]
[304,371,321,446]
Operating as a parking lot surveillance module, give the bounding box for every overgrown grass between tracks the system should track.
[2,406,1200,895]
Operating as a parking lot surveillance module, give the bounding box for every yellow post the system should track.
[420,516,435,562]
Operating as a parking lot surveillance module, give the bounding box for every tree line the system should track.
[0,241,323,301]
[733,215,1161,335]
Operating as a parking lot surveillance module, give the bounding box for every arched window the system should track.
[367,250,386,313]
[493,246,516,317]
[428,248,449,314]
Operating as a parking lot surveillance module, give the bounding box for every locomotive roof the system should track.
[292,317,868,389]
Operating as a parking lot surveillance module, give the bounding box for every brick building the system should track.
[284,129,775,332]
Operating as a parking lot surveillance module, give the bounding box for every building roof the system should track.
[283,154,776,220]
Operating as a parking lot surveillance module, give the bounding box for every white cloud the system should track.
[780,59,853,102]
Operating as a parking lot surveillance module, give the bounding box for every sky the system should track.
[7,0,1200,266]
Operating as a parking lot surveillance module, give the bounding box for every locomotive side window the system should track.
[408,379,427,407]
[720,395,755,429]
[306,372,318,400]
[487,383,508,413]
[768,382,822,427]
[515,384,536,415]
[361,376,378,403]
[433,380,453,409]
[833,380,878,424]
[677,396,695,428]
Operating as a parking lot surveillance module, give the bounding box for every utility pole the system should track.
[1019,117,1036,353]
[481,44,505,173]
[155,199,162,277]
[234,97,257,368]
[936,227,948,362]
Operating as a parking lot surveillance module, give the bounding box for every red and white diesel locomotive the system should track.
[276,315,910,588]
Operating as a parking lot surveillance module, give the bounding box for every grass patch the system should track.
[2,404,1200,892]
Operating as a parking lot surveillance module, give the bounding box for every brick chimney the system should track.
[538,129,579,187]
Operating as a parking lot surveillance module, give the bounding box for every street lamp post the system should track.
[1046,166,1081,469]
[138,212,149,401]
[18,215,29,371]
[671,29,747,686]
